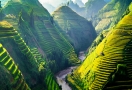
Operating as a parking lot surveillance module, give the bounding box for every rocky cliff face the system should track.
[52,6,97,53]
[67,3,132,90]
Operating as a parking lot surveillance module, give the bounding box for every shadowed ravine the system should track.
[56,51,86,90]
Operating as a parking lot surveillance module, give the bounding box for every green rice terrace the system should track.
[93,0,132,33]
[67,3,132,90]
[0,0,80,89]
[0,0,132,90]
[3,0,80,65]
[0,18,60,90]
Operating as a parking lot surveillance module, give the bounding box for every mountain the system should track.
[85,0,106,19]
[42,3,55,13]
[68,0,85,17]
[74,0,84,7]
[0,21,31,90]
[94,0,132,33]
[52,6,97,53]
[0,0,80,89]
[67,3,132,90]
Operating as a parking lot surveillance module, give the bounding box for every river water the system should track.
[56,51,86,90]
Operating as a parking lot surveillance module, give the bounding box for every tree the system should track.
[47,48,69,73]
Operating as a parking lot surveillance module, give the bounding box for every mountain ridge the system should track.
[67,2,132,90]
[52,6,97,53]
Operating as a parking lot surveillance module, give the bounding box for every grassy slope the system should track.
[0,0,80,89]
[0,1,60,89]
[67,3,132,90]
[3,0,79,65]
[0,21,30,90]
[52,6,97,53]
[94,0,132,33]
[0,18,59,90]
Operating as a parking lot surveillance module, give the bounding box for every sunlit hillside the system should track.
[0,0,132,90]
[67,3,132,90]
[94,0,132,33]
[0,0,80,89]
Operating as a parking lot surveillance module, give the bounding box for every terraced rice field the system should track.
[68,4,132,90]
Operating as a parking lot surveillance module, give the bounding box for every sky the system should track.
[38,0,88,7]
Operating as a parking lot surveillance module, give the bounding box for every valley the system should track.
[56,51,86,90]
[0,0,132,90]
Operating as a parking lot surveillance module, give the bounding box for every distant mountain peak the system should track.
[52,5,97,52]
[74,0,84,7]
[54,6,74,13]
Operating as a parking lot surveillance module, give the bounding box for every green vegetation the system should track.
[44,71,60,90]
[87,30,109,55]
[94,0,132,33]
[0,19,58,89]
[47,48,69,73]
[0,0,81,89]
[85,0,106,19]
[0,65,12,90]
[52,6,97,53]
[0,43,30,90]
[67,3,132,90]
[0,21,13,30]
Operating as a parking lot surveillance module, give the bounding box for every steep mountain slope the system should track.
[0,0,81,89]
[68,0,85,17]
[3,0,79,67]
[0,21,30,90]
[94,0,132,33]
[0,20,60,90]
[74,0,84,7]
[87,30,109,55]
[42,3,55,13]
[67,3,132,90]
[52,6,97,53]
[85,0,106,19]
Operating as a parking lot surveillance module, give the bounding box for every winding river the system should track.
[56,51,86,90]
